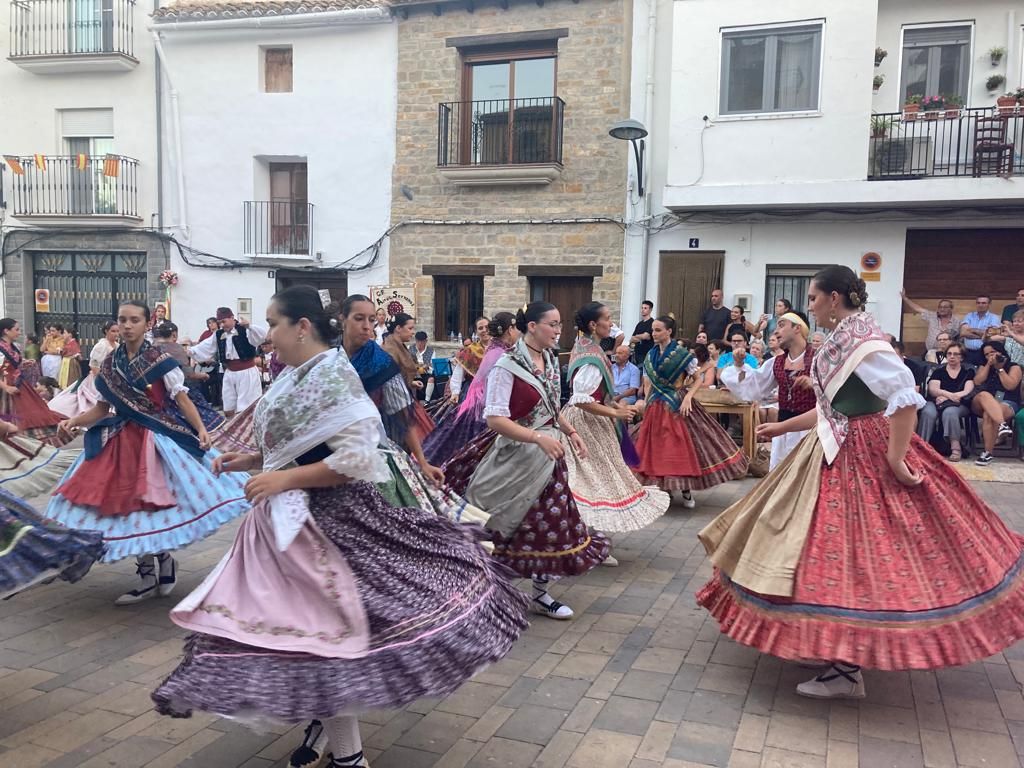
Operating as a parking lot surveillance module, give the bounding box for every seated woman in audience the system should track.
[971,340,1023,466]
[705,340,724,386]
[916,342,974,462]
[992,310,1024,367]
[924,331,954,365]
[689,344,717,389]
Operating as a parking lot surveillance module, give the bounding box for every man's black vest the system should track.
[216,328,257,362]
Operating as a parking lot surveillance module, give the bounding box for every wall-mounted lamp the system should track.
[608,118,648,198]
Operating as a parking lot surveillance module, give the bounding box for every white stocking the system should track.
[324,716,362,765]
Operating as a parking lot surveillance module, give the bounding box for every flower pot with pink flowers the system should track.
[920,95,944,119]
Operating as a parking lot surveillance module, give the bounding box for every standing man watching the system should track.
[699,288,731,342]
[960,295,1001,366]
[190,307,267,417]
[629,300,655,365]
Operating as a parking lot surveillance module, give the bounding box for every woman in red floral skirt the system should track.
[0,319,67,446]
[698,265,1024,699]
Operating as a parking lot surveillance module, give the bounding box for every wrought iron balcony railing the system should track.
[243,201,313,256]
[868,106,1024,179]
[8,155,140,218]
[438,97,565,167]
[9,0,136,60]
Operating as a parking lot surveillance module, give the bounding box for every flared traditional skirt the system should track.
[561,406,669,533]
[46,422,249,562]
[445,431,611,578]
[151,480,529,723]
[0,435,80,500]
[633,400,748,491]
[698,413,1024,670]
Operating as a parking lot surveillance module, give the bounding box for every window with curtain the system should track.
[721,23,823,115]
[899,25,971,103]
[433,276,484,342]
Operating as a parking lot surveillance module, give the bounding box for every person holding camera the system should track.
[971,340,1022,466]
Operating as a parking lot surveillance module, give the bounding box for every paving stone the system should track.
[466,736,542,768]
[494,704,567,746]
[396,710,477,754]
[666,720,734,767]
[566,728,641,768]
[684,689,745,730]
[858,735,925,768]
[614,670,674,702]
[950,727,1020,768]
[591,695,659,736]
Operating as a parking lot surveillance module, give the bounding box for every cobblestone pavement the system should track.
[2,478,1024,768]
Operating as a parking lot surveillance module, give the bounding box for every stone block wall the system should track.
[390,0,631,334]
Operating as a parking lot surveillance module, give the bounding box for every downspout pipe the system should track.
[151,30,189,239]
[638,0,657,303]
[154,0,163,234]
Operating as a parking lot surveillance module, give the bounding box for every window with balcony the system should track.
[438,32,566,185]
[433,276,484,342]
[720,22,823,116]
[899,25,971,104]
[9,0,138,72]
[244,161,312,257]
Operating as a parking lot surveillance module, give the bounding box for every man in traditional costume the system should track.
[190,307,267,417]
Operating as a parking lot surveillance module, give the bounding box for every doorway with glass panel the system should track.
[68,0,114,53]
[65,136,115,215]
[462,48,557,165]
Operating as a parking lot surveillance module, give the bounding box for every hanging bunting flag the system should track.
[4,156,24,175]
[76,153,88,171]
[102,154,120,177]
[33,154,47,171]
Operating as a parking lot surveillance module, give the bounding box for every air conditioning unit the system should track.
[869,136,934,178]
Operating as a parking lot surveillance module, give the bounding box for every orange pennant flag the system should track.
[102,154,120,178]
[33,154,46,171]
[76,153,88,171]
[4,156,24,175]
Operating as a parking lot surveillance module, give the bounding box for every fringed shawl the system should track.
[643,342,695,412]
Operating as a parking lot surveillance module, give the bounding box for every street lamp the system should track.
[608,119,648,198]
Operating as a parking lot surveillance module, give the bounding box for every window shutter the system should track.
[60,108,114,137]
[264,48,293,93]
[903,26,971,48]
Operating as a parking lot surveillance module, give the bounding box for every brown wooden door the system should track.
[530,276,593,352]
[658,251,724,341]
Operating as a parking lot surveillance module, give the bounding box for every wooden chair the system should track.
[973,117,1014,177]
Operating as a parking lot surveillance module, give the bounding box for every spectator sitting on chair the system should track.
[960,295,1002,366]
[810,331,826,351]
[694,331,709,346]
[900,289,960,351]
[991,310,1024,367]
[410,330,435,401]
[1001,288,1024,323]
[925,332,954,365]
[972,340,1023,466]
[611,344,641,406]
[748,339,766,366]
[717,332,758,373]
[699,289,731,342]
[916,342,974,462]
[766,331,783,358]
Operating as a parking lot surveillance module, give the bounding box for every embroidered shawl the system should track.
[348,339,414,444]
[496,338,562,425]
[0,341,22,383]
[91,342,201,459]
[644,342,695,412]
[454,341,486,378]
[568,335,639,466]
[812,313,892,464]
[457,337,512,421]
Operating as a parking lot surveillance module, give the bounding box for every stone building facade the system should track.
[388,0,631,346]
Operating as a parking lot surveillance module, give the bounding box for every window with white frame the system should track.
[899,25,971,103]
[720,22,823,115]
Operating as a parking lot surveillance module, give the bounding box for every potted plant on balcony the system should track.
[997,90,1018,115]
[920,95,944,120]
[943,94,964,119]
[903,94,922,121]
[990,46,1006,66]
[875,47,888,67]
[987,74,1006,95]
[1015,87,1024,107]
[873,74,885,92]
[870,114,895,139]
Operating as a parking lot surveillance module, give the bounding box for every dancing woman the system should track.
[423,312,518,466]
[633,316,748,508]
[698,265,1024,699]
[50,321,119,420]
[152,286,528,768]
[562,302,669,535]
[0,318,66,446]
[442,316,490,408]
[45,300,249,605]
[380,312,435,438]
[445,302,610,620]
